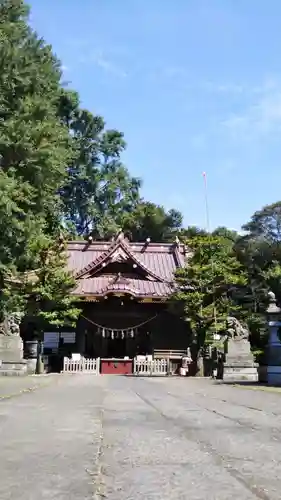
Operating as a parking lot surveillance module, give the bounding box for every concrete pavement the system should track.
[0,375,281,499]
[0,374,59,399]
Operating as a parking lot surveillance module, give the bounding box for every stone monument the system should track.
[0,312,27,376]
[222,316,258,382]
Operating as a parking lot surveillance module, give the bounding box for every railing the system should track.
[134,358,169,376]
[153,349,188,359]
[63,357,100,374]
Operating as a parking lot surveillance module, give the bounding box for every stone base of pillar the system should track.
[267,338,281,385]
[223,363,258,382]
[267,366,281,385]
[258,365,268,383]
[0,360,27,376]
[0,336,27,376]
[26,358,37,375]
[224,338,258,382]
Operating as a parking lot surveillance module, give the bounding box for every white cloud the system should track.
[221,81,281,140]
[162,70,246,95]
[163,66,189,78]
[201,81,245,94]
[94,52,128,78]
[80,49,128,78]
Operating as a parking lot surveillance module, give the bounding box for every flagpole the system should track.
[202,171,210,232]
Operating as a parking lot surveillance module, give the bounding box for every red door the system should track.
[101,359,133,375]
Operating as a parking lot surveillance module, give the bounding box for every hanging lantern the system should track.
[102,328,105,338]
[130,329,134,338]
[121,330,124,339]
[111,330,114,340]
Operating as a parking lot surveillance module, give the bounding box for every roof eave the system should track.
[72,291,170,301]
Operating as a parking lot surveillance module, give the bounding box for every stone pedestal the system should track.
[265,292,281,386]
[224,338,258,382]
[267,320,281,385]
[0,336,27,376]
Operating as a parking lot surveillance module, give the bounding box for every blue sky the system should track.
[29,0,281,231]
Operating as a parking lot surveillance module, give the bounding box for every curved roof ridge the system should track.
[75,238,117,279]
[118,240,169,284]
[75,238,170,283]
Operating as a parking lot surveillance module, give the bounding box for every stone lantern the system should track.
[266,291,281,385]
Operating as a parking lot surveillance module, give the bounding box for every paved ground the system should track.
[1,376,281,500]
[0,374,58,399]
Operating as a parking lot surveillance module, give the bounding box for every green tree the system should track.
[172,235,247,356]
[59,91,142,238]
[0,0,74,319]
[121,202,183,242]
[0,172,37,318]
[235,202,281,315]
[58,90,184,242]
[212,226,239,243]
[232,204,281,362]
[0,0,71,220]
[242,201,281,243]
[24,237,81,331]
[178,226,207,240]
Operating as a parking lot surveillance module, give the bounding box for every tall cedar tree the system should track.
[58,90,142,238]
[172,235,247,354]
[239,201,281,304]
[0,1,79,326]
[58,90,183,241]
[120,202,183,242]
[233,202,281,359]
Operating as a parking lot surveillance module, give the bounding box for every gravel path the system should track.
[1,376,281,499]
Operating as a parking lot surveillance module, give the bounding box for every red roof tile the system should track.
[67,237,186,299]
[74,277,173,298]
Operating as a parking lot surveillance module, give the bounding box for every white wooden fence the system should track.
[63,357,100,374]
[133,358,169,376]
[63,357,170,376]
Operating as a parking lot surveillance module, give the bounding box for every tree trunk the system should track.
[196,355,204,377]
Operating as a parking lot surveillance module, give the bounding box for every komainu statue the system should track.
[0,312,24,336]
[225,316,249,341]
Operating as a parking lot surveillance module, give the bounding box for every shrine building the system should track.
[59,231,190,362]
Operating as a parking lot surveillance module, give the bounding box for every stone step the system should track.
[0,370,27,376]
[0,360,27,376]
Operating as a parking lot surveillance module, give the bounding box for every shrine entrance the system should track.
[77,295,157,361]
[107,337,126,358]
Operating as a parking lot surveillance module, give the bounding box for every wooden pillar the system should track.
[126,336,136,358]
[76,329,86,356]
[101,336,108,357]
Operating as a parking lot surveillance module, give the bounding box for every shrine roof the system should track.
[74,277,173,298]
[66,237,187,298]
